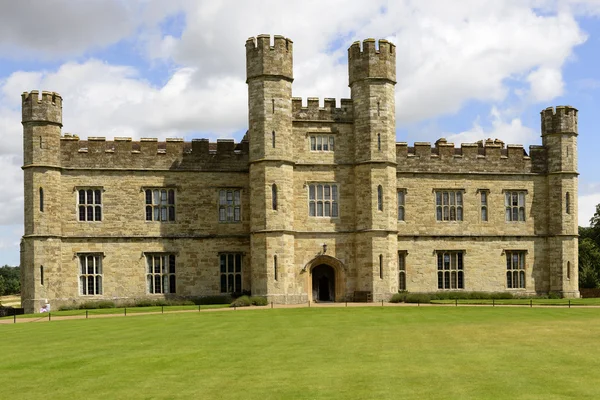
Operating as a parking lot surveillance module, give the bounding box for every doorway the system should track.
[312,264,335,302]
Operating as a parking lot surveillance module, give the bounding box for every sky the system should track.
[0,0,599,266]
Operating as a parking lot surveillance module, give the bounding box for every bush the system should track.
[389,292,408,303]
[390,291,514,303]
[404,293,432,303]
[58,304,78,311]
[194,295,232,305]
[134,299,156,307]
[79,300,115,310]
[250,296,268,306]
[230,295,251,307]
[548,292,562,299]
[97,301,116,309]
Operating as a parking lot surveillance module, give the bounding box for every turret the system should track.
[22,90,62,166]
[21,90,63,313]
[246,35,295,302]
[541,106,579,298]
[348,39,398,301]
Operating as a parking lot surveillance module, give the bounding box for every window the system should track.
[567,261,571,280]
[437,251,464,289]
[39,188,44,212]
[79,254,102,295]
[310,135,335,152]
[272,131,276,148]
[146,254,176,294]
[377,185,383,211]
[566,192,570,214]
[219,189,241,222]
[377,133,381,151]
[480,190,488,222]
[435,191,463,221]
[506,251,525,289]
[398,252,406,291]
[40,265,44,285]
[308,183,338,217]
[145,188,175,222]
[505,191,526,221]
[274,255,278,281]
[220,253,242,293]
[272,184,278,211]
[379,254,383,279]
[398,190,406,221]
[78,188,102,221]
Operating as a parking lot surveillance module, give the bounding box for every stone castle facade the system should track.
[20,35,579,313]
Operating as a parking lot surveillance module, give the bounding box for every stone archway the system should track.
[312,264,335,301]
[305,255,347,302]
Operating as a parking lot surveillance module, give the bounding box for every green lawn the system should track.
[1,307,599,399]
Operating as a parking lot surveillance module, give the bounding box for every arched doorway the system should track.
[312,264,335,302]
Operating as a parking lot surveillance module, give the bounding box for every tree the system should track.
[579,204,600,289]
[0,265,20,296]
[579,238,600,289]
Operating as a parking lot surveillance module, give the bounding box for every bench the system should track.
[353,291,373,303]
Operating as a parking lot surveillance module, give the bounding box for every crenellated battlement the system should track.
[21,90,62,125]
[348,38,396,86]
[59,135,249,171]
[395,138,547,173]
[246,34,293,82]
[541,105,578,135]
[292,97,353,122]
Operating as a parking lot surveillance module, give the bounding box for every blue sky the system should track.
[0,0,599,266]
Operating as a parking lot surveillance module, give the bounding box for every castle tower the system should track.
[246,35,296,302]
[21,90,63,313]
[348,39,398,300]
[541,106,579,297]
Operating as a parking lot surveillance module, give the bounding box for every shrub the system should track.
[97,300,116,309]
[250,296,268,306]
[404,293,432,303]
[134,299,155,307]
[58,305,78,311]
[78,301,115,310]
[230,295,251,307]
[194,295,232,305]
[548,292,561,299]
[390,292,408,303]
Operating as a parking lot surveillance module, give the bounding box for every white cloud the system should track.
[445,107,537,146]
[527,67,564,102]
[579,192,600,227]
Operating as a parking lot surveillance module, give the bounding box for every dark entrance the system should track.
[312,264,335,302]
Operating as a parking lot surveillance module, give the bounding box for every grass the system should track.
[1,307,600,399]
[0,294,20,307]
[432,297,600,306]
[0,303,229,320]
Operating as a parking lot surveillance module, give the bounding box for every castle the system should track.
[20,35,579,313]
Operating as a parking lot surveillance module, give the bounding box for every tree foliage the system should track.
[579,205,600,289]
[0,265,20,296]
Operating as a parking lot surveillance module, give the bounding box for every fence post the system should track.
[86,310,88,319]
[198,305,201,312]
[48,312,51,322]
[382,300,384,307]
[417,300,420,307]
[124,307,127,316]
[569,299,571,308]
[530,299,532,308]
[162,306,164,314]
[13,313,16,324]
[455,299,458,307]
[493,299,495,307]
[271,302,273,309]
